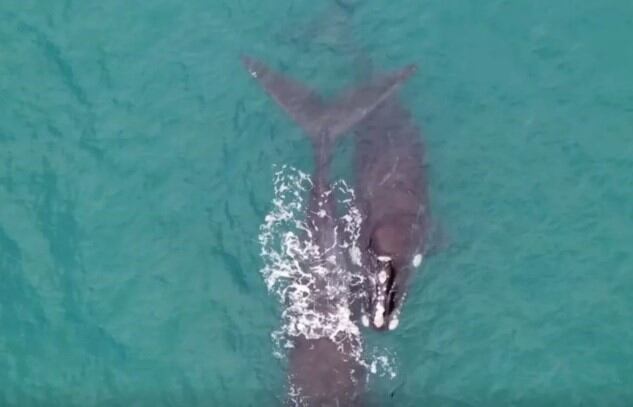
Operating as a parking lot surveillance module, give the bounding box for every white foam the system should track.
[258,167,365,355]
[348,246,362,267]
[258,165,399,384]
[368,351,398,380]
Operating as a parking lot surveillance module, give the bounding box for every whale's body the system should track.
[354,90,430,331]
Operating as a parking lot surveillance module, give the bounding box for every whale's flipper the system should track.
[241,55,416,140]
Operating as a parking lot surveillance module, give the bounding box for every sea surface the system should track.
[1,1,633,406]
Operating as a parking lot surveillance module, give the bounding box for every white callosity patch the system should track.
[387,292,406,331]
[370,258,392,329]
[373,307,385,328]
[372,268,388,329]
[378,270,388,284]
[258,165,398,381]
[388,318,399,331]
[412,253,423,268]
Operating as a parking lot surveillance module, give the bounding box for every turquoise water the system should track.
[1,1,633,405]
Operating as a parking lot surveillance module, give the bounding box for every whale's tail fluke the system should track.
[240,55,416,144]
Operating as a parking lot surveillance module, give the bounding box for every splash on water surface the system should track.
[258,165,397,379]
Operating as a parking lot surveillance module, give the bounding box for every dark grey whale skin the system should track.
[241,55,415,406]
[353,89,431,331]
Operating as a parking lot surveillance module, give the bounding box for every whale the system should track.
[353,84,432,331]
[242,55,415,405]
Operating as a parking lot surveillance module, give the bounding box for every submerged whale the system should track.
[242,55,415,405]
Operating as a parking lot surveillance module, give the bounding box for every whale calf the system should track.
[242,55,415,404]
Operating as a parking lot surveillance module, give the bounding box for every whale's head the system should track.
[362,219,423,331]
